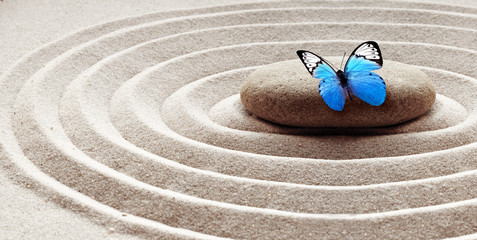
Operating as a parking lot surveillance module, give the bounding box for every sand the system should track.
[1,0,476,239]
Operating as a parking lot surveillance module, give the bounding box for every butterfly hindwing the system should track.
[319,76,346,111]
[297,50,346,111]
[347,71,386,106]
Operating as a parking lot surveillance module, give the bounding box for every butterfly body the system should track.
[335,70,347,86]
[297,41,386,111]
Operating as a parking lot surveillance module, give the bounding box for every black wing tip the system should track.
[358,41,380,50]
[360,41,380,48]
[363,40,383,66]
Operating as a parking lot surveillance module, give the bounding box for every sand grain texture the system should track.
[1,0,477,239]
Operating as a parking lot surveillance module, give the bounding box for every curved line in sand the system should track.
[163,64,472,134]
[27,14,472,182]
[68,38,476,188]
[9,27,476,215]
[12,38,476,206]
[166,66,468,134]
[2,1,476,238]
[125,41,477,151]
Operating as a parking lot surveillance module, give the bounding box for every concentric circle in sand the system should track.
[1,1,476,239]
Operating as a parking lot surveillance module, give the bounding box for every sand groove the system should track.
[1,1,477,239]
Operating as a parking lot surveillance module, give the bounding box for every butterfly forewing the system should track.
[296,50,320,75]
[344,41,383,73]
[296,50,337,79]
[297,50,346,111]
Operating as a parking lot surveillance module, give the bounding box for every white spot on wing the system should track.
[354,43,380,61]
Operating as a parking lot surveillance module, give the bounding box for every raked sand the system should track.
[1,0,477,239]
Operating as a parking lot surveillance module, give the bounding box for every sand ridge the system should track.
[1,1,477,239]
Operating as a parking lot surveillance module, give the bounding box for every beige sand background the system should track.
[0,0,476,239]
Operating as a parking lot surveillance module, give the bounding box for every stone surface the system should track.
[240,57,436,127]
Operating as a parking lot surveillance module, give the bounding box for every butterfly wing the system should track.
[344,41,383,73]
[318,76,347,111]
[297,50,346,111]
[296,50,338,78]
[347,72,386,106]
[343,41,386,106]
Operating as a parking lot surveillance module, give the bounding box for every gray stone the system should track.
[240,58,436,127]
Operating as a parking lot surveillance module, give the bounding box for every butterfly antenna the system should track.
[340,52,346,70]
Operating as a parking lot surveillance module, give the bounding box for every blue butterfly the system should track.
[297,41,386,111]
